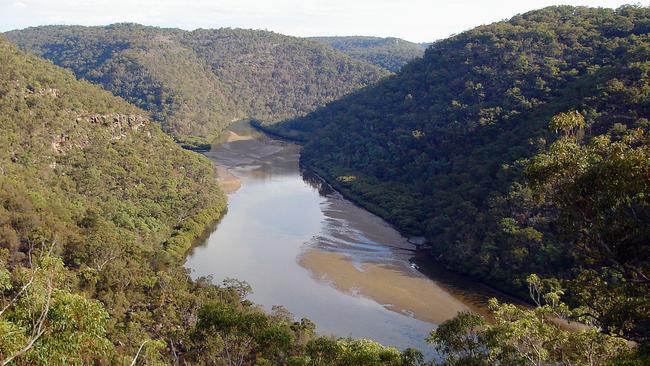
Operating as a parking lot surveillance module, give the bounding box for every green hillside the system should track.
[6,25,390,145]
[0,33,226,362]
[2,4,649,364]
[309,36,425,71]
[273,5,650,342]
[0,35,425,366]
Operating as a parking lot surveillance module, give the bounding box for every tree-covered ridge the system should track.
[5,24,390,145]
[274,5,649,308]
[309,36,426,71]
[0,35,227,362]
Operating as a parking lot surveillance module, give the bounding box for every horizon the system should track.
[0,0,643,43]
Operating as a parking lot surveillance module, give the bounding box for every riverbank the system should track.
[250,121,535,304]
[164,182,228,261]
[188,121,493,352]
[250,119,306,142]
[302,164,535,314]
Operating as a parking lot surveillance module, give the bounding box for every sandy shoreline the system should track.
[214,164,242,193]
[206,130,259,193]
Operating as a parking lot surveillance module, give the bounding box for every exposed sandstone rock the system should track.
[52,114,150,154]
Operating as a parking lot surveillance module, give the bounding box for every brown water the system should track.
[185,121,501,354]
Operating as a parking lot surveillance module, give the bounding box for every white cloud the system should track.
[0,0,644,42]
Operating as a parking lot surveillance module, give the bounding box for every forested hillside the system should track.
[0,34,223,363]
[5,25,389,146]
[3,3,649,364]
[0,35,428,365]
[309,36,425,71]
[274,5,650,346]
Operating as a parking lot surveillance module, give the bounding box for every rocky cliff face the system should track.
[51,114,151,155]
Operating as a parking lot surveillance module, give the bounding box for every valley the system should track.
[0,3,648,365]
[186,121,512,354]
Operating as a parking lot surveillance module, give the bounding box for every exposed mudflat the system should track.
[186,121,503,354]
[300,250,470,324]
[213,164,241,193]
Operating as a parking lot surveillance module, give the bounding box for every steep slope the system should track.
[5,25,390,145]
[275,5,650,293]
[309,36,426,71]
[0,35,228,361]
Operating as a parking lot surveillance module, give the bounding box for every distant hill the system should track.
[6,25,390,145]
[309,36,425,71]
[274,6,650,298]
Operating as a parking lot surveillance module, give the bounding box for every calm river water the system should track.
[185,121,500,354]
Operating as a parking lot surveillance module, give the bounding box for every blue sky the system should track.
[0,0,643,42]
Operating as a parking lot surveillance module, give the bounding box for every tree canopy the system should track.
[5,25,390,146]
[270,4,650,350]
[309,36,426,72]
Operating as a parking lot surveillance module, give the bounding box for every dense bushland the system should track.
[273,5,650,355]
[6,25,390,146]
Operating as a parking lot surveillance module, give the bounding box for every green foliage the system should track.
[193,302,297,364]
[189,300,423,365]
[549,110,586,136]
[6,25,390,139]
[0,36,228,363]
[3,4,648,364]
[522,126,649,343]
[309,36,425,71]
[0,254,113,365]
[300,337,413,366]
[426,312,486,366]
[429,276,630,366]
[273,5,650,301]
[426,112,649,364]
[0,36,422,365]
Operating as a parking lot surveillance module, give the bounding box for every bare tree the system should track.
[0,241,57,365]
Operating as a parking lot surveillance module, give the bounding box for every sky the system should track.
[0,0,644,43]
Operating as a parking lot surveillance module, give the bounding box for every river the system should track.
[185,121,502,354]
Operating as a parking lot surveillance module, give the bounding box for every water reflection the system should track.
[185,121,500,355]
